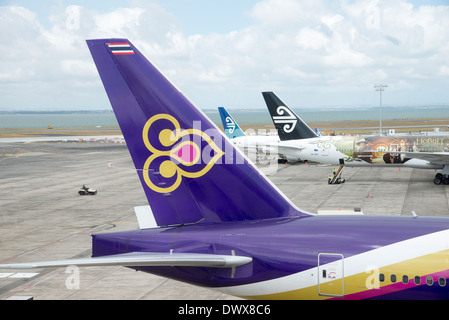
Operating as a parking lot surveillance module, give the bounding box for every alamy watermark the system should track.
[161,121,281,172]
[65,265,80,290]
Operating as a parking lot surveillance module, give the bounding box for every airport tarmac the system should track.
[1,140,449,300]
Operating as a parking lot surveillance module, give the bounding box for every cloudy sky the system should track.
[1,0,449,111]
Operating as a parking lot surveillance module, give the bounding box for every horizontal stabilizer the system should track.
[0,252,252,269]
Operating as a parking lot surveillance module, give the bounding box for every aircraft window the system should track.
[427,276,433,286]
[414,276,421,285]
[402,275,409,284]
[390,274,397,283]
[379,273,385,282]
[439,277,446,287]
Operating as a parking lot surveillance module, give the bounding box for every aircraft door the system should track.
[318,253,344,297]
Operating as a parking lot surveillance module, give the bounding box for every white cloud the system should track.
[60,59,96,76]
[296,28,329,50]
[250,0,307,25]
[94,8,143,35]
[1,0,449,110]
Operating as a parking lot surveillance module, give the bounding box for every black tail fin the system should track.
[262,92,317,141]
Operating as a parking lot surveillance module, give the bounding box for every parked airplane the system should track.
[218,106,314,163]
[3,39,449,299]
[218,106,290,163]
[263,91,449,185]
[218,106,279,147]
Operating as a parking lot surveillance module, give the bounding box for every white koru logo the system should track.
[273,106,297,133]
[225,116,236,134]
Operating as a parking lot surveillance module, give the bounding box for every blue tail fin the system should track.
[262,92,317,141]
[87,39,307,226]
[218,107,246,139]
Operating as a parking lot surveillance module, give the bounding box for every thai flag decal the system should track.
[107,43,135,55]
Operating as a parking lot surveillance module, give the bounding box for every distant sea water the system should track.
[1,107,449,129]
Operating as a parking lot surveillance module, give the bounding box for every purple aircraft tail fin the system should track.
[87,39,308,226]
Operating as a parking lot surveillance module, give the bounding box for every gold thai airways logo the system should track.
[142,114,224,194]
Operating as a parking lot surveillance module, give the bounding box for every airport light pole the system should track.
[374,84,387,135]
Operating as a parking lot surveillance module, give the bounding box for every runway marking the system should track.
[9,273,39,278]
[0,273,39,278]
[0,273,14,278]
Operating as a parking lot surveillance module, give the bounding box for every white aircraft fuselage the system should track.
[279,134,446,168]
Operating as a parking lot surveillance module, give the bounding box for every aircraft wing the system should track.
[238,142,305,155]
[401,152,449,165]
[251,142,306,151]
[0,252,252,269]
[274,144,306,159]
[277,144,306,152]
[252,143,306,158]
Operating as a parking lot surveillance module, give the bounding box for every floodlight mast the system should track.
[374,84,388,135]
